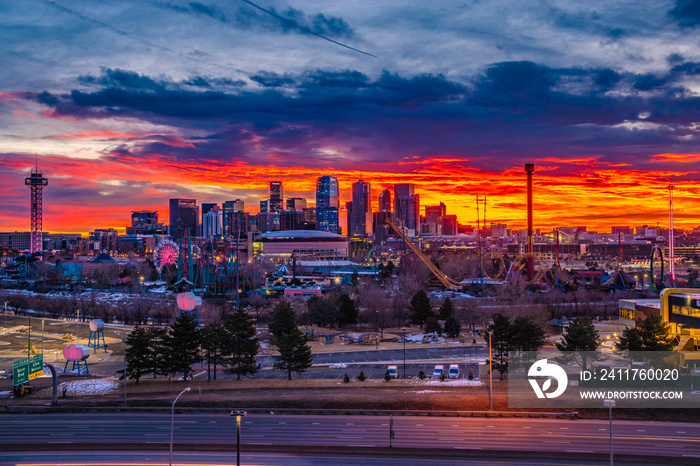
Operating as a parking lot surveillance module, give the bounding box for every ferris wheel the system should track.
[154,240,179,272]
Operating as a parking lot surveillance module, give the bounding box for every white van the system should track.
[433,365,444,379]
[387,365,398,379]
[448,364,461,379]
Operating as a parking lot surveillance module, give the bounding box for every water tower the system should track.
[88,319,107,353]
[63,343,91,375]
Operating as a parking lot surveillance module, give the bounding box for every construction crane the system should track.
[385,221,464,291]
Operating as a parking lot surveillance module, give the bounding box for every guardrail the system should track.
[4,405,578,418]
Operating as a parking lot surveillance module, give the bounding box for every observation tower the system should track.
[25,163,48,254]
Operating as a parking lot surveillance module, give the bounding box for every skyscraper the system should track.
[169,198,197,239]
[316,175,340,233]
[223,199,244,237]
[350,178,372,237]
[379,188,392,212]
[424,203,446,234]
[203,208,223,239]
[286,197,307,210]
[270,181,283,212]
[394,184,419,235]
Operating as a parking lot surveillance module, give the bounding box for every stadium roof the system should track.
[261,230,345,240]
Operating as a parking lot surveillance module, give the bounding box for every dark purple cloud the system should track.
[27,61,700,170]
[669,0,700,27]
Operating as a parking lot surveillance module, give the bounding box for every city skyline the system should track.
[2,1,700,234]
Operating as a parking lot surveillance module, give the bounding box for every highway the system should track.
[0,412,698,463]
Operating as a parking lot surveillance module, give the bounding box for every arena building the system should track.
[257,230,348,259]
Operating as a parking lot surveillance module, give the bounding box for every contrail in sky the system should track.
[37,0,251,76]
[239,0,377,58]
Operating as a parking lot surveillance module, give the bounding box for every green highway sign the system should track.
[12,354,44,386]
[28,354,43,380]
[12,360,28,386]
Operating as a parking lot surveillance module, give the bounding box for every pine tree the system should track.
[124,326,151,383]
[556,317,600,371]
[201,321,228,381]
[444,316,461,339]
[425,316,442,337]
[224,307,260,380]
[617,326,644,352]
[269,300,297,341]
[338,293,358,327]
[640,313,675,351]
[512,317,546,352]
[439,297,454,320]
[273,325,313,380]
[410,289,434,327]
[485,313,513,377]
[167,312,202,380]
[147,326,169,379]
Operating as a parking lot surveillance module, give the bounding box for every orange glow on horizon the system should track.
[1,152,699,236]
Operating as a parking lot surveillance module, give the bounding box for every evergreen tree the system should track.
[410,289,434,327]
[512,317,546,352]
[439,297,454,320]
[485,313,513,377]
[224,307,260,380]
[273,325,313,380]
[556,317,600,370]
[351,269,360,287]
[640,313,675,351]
[147,326,169,378]
[123,326,151,383]
[303,295,338,328]
[444,316,461,339]
[201,321,228,382]
[617,326,644,352]
[425,316,442,337]
[269,300,296,341]
[166,312,202,380]
[338,293,358,327]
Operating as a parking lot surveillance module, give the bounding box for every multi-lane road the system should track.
[0,412,698,464]
[193,345,486,380]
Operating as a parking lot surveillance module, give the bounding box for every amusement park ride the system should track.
[382,169,684,294]
[152,231,242,297]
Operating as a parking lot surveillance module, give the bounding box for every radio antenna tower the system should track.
[25,156,48,254]
[668,185,675,282]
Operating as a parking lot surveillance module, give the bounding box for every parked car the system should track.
[387,365,398,379]
[433,365,444,379]
[448,364,461,379]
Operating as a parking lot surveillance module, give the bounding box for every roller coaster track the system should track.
[385,221,464,291]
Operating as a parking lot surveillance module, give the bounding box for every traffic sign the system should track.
[12,360,28,386]
[12,354,43,385]
[28,354,43,380]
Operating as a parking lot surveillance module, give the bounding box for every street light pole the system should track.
[121,332,128,407]
[231,410,247,466]
[169,387,190,466]
[604,399,615,466]
[27,312,31,364]
[402,327,407,379]
[488,331,493,411]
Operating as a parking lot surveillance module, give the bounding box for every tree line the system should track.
[123,302,313,383]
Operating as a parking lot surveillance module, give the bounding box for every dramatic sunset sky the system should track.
[2,0,700,235]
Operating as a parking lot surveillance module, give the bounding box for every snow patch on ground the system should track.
[421,379,483,386]
[408,390,451,394]
[59,378,119,396]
